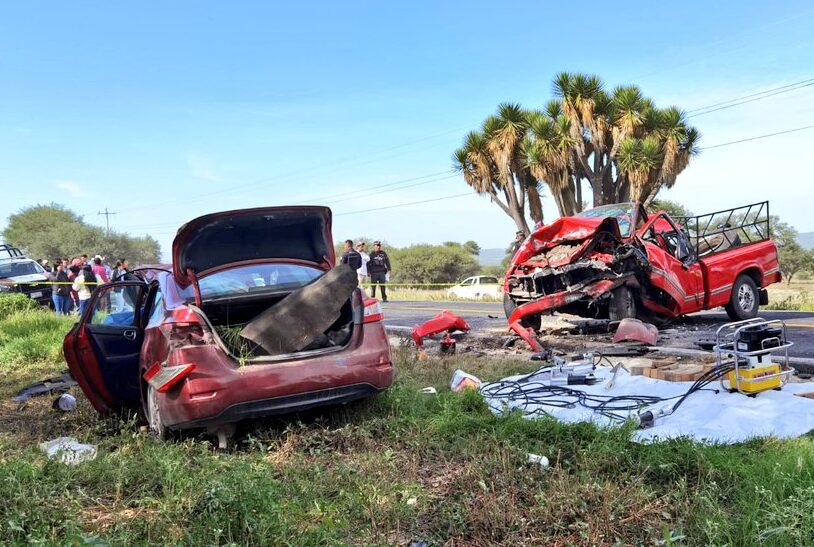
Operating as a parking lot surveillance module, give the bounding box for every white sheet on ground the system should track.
[481,368,814,444]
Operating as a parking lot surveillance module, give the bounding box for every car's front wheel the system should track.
[146,384,168,440]
[725,274,759,321]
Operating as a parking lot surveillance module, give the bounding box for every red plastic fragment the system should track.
[411,311,470,348]
[612,317,659,345]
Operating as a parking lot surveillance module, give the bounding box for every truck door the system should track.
[638,213,704,314]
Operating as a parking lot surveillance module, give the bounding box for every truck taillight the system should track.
[363,298,383,323]
[143,362,195,392]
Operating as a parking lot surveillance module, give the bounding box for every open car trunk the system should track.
[196,265,360,361]
[200,291,356,361]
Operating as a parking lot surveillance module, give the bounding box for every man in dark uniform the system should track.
[367,241,391,302]
[340,239,362,271]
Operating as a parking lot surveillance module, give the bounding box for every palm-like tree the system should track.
[455,73,699,222]
[453,103,544,232]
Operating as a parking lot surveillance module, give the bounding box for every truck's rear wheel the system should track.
[503,293,541,331]
[608,286,637,322]
[725,275,759,321]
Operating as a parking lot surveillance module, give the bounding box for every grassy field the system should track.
[2,297,814,545]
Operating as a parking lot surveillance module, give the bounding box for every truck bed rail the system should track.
[677,201,770,258]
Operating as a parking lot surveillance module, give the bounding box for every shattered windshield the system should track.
[196,263,322,299]
[577,203,636,237]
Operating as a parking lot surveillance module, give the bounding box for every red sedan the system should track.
[64,207,393,447]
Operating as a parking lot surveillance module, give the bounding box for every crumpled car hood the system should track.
[513,216,622,266]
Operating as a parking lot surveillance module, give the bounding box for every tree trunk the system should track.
[575,175,583,212]
[526,180,544,225]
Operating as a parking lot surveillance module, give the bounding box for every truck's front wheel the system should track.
[503,293,541,331]
[725,275,759,321]
[608,286,637,322]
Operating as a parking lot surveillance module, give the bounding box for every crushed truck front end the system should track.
[504,213,650,325]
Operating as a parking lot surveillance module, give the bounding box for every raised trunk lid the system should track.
[172,206,334,287]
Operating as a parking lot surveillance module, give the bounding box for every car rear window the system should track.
[197,264,323,299]
[0,260,44,278]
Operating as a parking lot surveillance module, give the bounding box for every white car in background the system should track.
[446,275,502,299]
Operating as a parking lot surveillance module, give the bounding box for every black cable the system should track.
[480,356,737,424]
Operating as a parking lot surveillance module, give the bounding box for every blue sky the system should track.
[1,1,812,259]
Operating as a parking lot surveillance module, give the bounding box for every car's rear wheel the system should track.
[725,275,759,321]
[146,384,167,440]
[503,293,541,331]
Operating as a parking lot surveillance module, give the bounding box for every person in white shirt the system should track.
[355,241,370,285]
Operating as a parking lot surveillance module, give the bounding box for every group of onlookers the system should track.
[339,240,392,302]
[39,255,130,316]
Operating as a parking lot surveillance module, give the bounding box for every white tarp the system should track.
[482,368,814,444]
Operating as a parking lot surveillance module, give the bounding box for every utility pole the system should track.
[98,208,117,234]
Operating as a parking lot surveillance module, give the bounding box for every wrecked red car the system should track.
[504,201,781,328]
[63,207,393,446]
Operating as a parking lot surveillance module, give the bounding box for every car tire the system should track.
[608,286,637,322]
[725,275,759,321]
[503,293,541,331]
[146,384,168,440]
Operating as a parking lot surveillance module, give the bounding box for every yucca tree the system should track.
[453,103,544,232]
[552,72,700,210]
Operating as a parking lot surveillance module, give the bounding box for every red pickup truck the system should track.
[504,201,781,328]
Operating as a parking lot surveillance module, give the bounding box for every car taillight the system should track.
[143,362,195,392]
[159,307,206,343]
[363,298,383,323]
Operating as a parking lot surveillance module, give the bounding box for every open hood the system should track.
[172,206,334,287]
[514,216,622,264]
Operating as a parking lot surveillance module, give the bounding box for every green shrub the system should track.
[0,293,39,321]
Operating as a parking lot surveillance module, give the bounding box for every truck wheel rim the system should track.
[738,284,755,312]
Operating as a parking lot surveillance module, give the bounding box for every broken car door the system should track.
[63,281,147,413]
[637,213,704,315]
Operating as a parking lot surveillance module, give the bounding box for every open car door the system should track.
[637,213,704,315]
[63,281,148,413]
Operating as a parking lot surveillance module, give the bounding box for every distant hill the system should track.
[798,232,814,249]
[479,247,506,266]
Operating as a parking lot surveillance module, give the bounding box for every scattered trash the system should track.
[406,497,418,506]
[53,393,77,412]
[411,310,470,349]
[612,318,659,345]
[487,314,499,319]
[419,387,438,395]
[527,453,550,468]
[694,338,717,350]
[593,345,650,357]
[39,437,97,465]
[450,369,482,392]
[439,332,456,354]
[12,372,77,403]
[407,541,428,547]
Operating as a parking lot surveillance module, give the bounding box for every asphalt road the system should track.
[382,300,814,359]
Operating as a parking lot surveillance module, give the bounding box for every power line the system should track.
[688,80,814,118]
[334,192,473,216]
[686,78,814,113]
[699,124,814,150]
[97,208,117,234]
